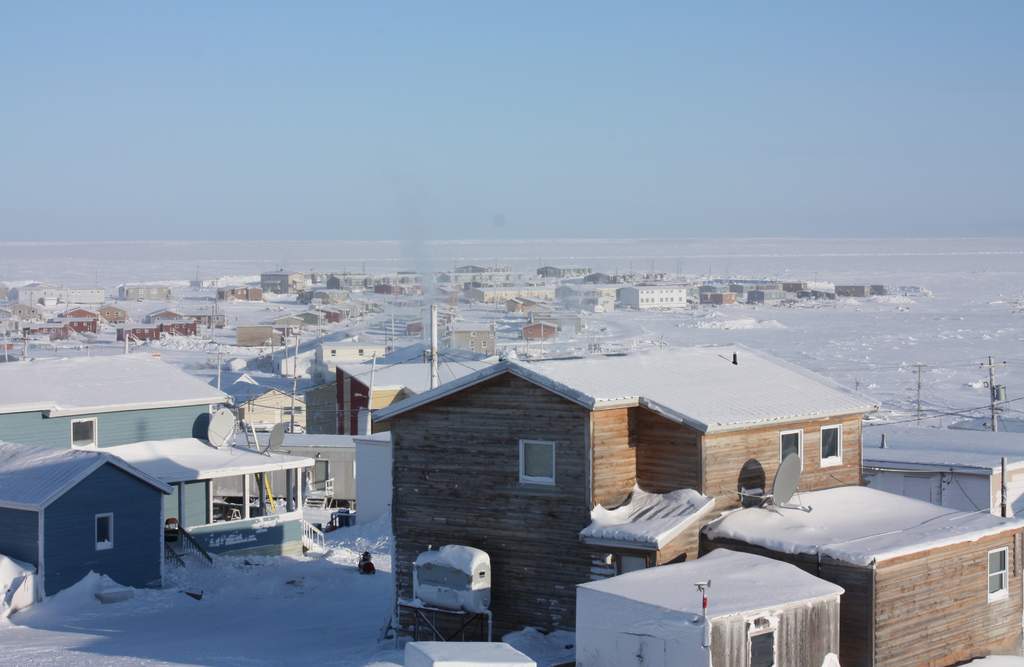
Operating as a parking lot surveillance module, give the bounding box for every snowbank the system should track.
[405,642,536,667]
[581,486,713,549]
[0,555,36,618]
[502,628,575,667]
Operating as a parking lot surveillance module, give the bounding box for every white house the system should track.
[863,425,1024,516]
[617,285,692,310]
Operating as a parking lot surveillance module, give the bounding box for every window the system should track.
[989,547,1009,601]
[95,513,113,551]
[820,425,842,466]
[779,429,803,468]
[616,554,648,574]
[749,630,775,667]
[519,439,556,485]
[71,418,97,448]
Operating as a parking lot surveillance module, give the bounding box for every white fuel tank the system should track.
[413,545,491,613]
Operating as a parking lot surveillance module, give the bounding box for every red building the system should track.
[117,325,161,342]
[522,321,558,341]
[158,320,198,337]
[57,317,99,334]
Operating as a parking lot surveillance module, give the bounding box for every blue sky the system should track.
[1,2,1021,240]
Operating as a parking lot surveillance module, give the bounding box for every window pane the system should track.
[523,442,553,479]
[822,427,840,459]
[990,573,1005,594]
[96,516,111,544]
[73,421,94,445]
[781,433,800,460]
[990,550,1006,573]
[750,632,775,667]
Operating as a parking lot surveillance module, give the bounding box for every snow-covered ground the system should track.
[0,520,400,667]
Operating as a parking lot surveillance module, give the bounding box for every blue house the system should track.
[0,441,172,599]
[0,355,227,449]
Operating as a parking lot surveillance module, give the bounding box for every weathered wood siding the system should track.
[702,414,863,511]
[701,535,874,667]
[0,507,39,566]
[390,373,593,633]
[591,408,633,507]
[44,463,164,595]
[711,596,841,667]
[655,520,703,565]
[632,408,701,493]
[873,529,1023,666]
[0,405,213,449]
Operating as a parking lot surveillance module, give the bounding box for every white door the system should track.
[616,633,667,667]
[903,474,938,504]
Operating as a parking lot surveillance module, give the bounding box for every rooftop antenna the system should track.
[767,453,811,511]
[208,408,236,449]
[266,422,286,455]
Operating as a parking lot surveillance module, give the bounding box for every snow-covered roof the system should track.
[580,487,714,550]
[0,441,171,511]
[0,356,228,417]
[103,438,313,482]
[704,486,1022,566]
[375,346,877,433]
[338,359,495,394]
[405,642,535,667]
[375,342,491,364]
[863,426,1024,472]
[262,433,359,449]
[579,549,842,619]
[951,416,1024,434]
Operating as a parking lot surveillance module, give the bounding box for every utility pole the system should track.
[429,304,439,390]
[913,363,926,423]
[290,332,299,432]
[216,344,223,391]
[982,356,1008,432]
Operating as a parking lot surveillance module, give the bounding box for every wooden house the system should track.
[106,438,313,557]
[0,442,171,599]
[236,387,306,433]
[304,382,339,434]
[521,321,558,341]
[862,425,1024,516]
[335,359,494,435]
[158,319,198,337]
[576,549,843,667]
[373,347,876,633]
[54,316,98,334]
[0,355,227,449]
[10,304,44,323]
[60,307,99,320]
[236,325,282,347]
[216,286,263,301]
[702,485,1024,666]
[145,309,183,324]
[98,304,128,323]
[22,323,69,340]
[117,324,161,342]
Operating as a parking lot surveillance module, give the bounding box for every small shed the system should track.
[0,441,171,598]
[522,322,558,341]
[576,549,843,667]
[703,486,1024,666]
[863,425,1024,516]
[405,642,536,667]
[354,431,392,524]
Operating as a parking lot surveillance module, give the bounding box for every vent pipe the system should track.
[732,352,738,365]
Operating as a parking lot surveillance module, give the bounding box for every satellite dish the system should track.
[208,408,236,449]
[771,453,802,506]
[267,422,286,452]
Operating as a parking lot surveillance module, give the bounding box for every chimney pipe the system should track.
[732,352,738,365]
[880,433,887,449]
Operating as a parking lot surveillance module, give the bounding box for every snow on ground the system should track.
[0,521,399,667]
[967,658,1024,666]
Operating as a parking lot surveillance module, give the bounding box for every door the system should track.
[903,474,938,504]
[616,633,667,667]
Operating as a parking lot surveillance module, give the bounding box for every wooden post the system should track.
[257,473,267,516]
[177,482,186,528]
[206,479,213,524]
[1002,456,1008,518]
[295,468,303,511]
[285,469,295,512]
[242,474,251,519]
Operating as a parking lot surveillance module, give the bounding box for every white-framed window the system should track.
[779,429,803,468]
[988,547,1009,601]
[71,417,97,448]
[820,425,843,467]
[519,439,556,485]
[95,513,114,551]
[749,629,776,667]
